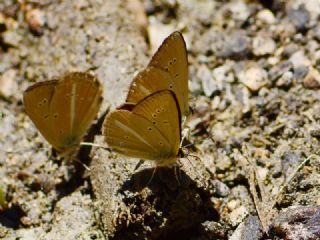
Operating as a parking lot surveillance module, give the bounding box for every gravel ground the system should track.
[0,0,319,239]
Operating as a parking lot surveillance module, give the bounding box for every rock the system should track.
[270,206,320,240]
[229,205,249,227]
[276,71,293,88]
[288,4,310,31]
[0,69,18,100]
[256,9,276,25]
[303,67,320,89]
[201,221,227,239]
[238,65,268,92]
[210,179,230,197]
[228,1,250,22]
[198,64,216,97]
[213,64,234,83]
[218,31,251,59]
[229,216,264,240]
[25,8,46,35]
[252,36,276,56]
[294,65,309,81]
[289,50,311,69]
[268,61,293,82]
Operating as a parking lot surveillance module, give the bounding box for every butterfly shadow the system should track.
[127,166,197,192]
[116,166,219,239]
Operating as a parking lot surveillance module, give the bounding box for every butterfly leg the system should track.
[146,167,158,186]
[174,165,181,186]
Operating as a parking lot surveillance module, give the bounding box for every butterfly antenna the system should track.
[80,142,110,151]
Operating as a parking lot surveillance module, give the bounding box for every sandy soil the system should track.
[0,0,319,239]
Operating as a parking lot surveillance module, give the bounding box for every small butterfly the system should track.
[23,72,102,154]
[103,90,183,166]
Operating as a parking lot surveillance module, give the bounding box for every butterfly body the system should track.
[23,72,102,154]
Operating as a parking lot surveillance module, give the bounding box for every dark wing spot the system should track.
[54,113,59,119]
[152,113,157,118]
[169,84,173,89]
[152,121,156,125]
[148,127,152,131]
[173,58,177,63]
[175,73,179,77]
[169,61,172,65]
[163,120,168,124]
[44,114,49,119]
[159,142,163,145]
[59,130,63,134]
[165,67,169,71]
[43,98,47,104]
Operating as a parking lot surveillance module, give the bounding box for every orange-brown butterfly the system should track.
[23,72,102,154]
[126,31,189,116]
[103,90,182,166]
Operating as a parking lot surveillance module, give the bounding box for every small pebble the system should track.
[229,216,263,240]
[0,69,18,100]
[238,65,268,92]
[303,67,320,89]
[229,206,249,227]
[252,36,276,56]
[288,5,310,31]
[218,31,250,58]
[276,71,293,88]
[256,9,276,25]
[198,65,216,97]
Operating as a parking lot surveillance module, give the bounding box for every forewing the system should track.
[126,67,173,104]
[23,80,61,150]
[147,31,188,116]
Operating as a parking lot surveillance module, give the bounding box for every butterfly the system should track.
[23,72,102,154]
[126,31,189,116]
[103,90,183,166]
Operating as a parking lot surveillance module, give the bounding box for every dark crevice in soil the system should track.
[0,204,25,229]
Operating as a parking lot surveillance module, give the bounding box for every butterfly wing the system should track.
[49,72,102,152]
[23,72,102,153]
[126,31,189,116]
[104,90,181,165]
[23,80,60,149]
